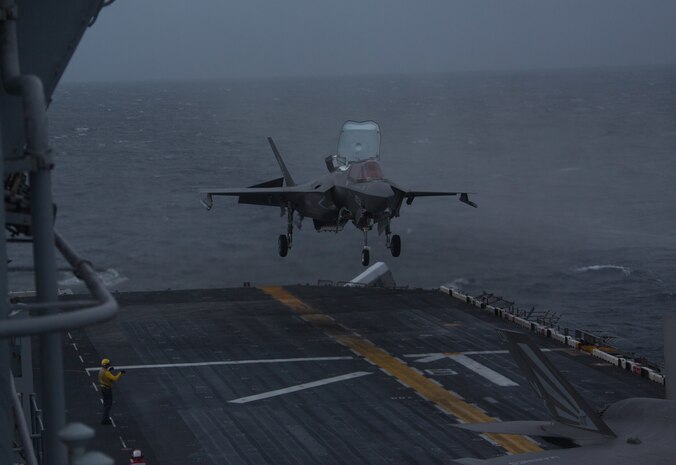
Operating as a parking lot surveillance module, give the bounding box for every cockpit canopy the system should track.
[348,160,384,182]
[337,121,380,163]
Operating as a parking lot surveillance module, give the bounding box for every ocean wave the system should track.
[445,277,470,289]
[58,268,128,289]
[575,265,632,276]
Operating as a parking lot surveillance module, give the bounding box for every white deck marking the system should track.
[228,371,372,404]
[78,355,84,364]
[84,356,353,372]
[118,435,127,449]
[404,348,565,358]
[91,382,98,392]
[424,368,458,376]
[415,354,447,363]
[110,417,116,428]
[448,354,518,387]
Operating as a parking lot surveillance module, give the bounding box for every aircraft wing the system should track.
[199,183,331,210]
[403,190,477,208]
[455,420,612,443]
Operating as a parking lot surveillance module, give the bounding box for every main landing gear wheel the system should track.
[361,248,370,267]
[390,234,401,257]
[278,234,289,257]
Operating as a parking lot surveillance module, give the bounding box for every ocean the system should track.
[7,65,676,363]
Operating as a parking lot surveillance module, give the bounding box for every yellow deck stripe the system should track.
[261,286,542,455]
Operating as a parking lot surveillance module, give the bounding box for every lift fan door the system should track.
[337,121,381,163]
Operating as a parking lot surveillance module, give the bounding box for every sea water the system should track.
[7,65,676,362]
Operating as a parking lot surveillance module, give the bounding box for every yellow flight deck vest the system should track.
[98,367,122,389]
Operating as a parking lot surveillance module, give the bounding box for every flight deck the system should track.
[54,286,663,464]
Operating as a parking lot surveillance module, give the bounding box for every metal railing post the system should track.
[1,3,14,464]
[1,2,65,463]
[0,78,11,465]
[32,167,66,465]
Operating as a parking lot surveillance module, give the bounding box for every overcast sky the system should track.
[63,0,676,82]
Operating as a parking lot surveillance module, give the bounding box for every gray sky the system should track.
[64,0,676,82]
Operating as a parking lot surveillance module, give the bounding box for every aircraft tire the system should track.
[361,248,370,266]
[278,234,289,257]
[390,235,401,257]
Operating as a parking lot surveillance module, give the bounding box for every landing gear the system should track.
[361,227,371,266]
[390,234,401,257]
[278,203,294,258]
[278,234,288,257]
[361,248,370,266]
[385,223,401,258]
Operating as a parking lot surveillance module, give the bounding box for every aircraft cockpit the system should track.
[348,160,384,182]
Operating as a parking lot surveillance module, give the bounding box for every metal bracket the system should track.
[4,149,53,174]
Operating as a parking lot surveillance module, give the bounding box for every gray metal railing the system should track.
[29,393,44,464]
[10,373,38,465]
[0,232,119,338]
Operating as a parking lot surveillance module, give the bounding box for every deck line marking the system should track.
[91,382,98,392]
[119,435,127,449]
[84,356,353,372]
[110,417,116,428]
[447,354,519,387]
[71,343,78,351]
[78,355,84,364]
[261,285,542,456]
[404,348,565,358]
[229,371,372,404]
[67,332,72,340]
[414,354,447,363]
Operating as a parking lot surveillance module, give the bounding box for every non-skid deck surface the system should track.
[57,286,662,464]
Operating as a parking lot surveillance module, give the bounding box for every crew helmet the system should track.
[100,358,110,366]
[132,449,143,458]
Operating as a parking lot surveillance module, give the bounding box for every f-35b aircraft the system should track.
[200,121,476,266]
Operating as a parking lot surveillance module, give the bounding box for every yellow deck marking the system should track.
[261,286,542,455]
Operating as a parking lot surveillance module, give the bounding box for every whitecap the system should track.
[446,278,469,289]
[58,268,128,288]
[575,265,632,276]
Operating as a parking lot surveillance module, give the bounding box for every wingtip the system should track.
[199,193,213,211]
[460,193,478,208]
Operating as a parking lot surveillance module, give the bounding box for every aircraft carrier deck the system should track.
[52,285,663,464]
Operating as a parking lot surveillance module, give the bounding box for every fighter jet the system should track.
[199,121,476,266]
[452,324,676,465]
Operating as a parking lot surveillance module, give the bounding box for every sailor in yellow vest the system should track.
[98,358,126,425]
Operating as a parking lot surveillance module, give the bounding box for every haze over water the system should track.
[8,65,676,362]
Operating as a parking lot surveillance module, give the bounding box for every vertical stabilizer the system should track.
[501,330,616,437]
[267,137,296,187]
[665,314,676,400]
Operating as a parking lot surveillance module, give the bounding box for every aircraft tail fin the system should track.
[267,137,296,187]
[501,330,616,437]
